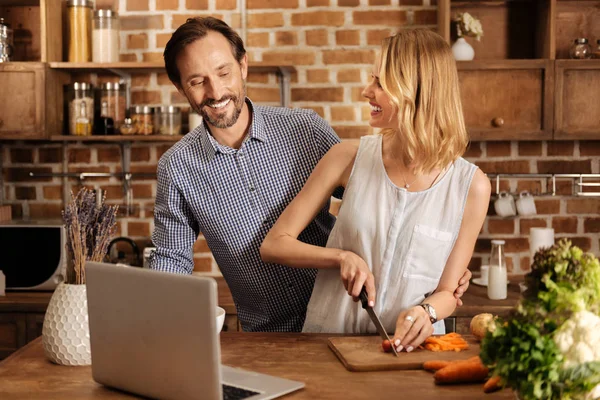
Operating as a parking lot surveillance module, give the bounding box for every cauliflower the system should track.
[554,311,600,367]
[554,311,600,399]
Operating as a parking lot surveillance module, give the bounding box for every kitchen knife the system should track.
[359,287,398,357]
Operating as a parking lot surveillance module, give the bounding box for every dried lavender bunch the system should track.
[62,188,119,284]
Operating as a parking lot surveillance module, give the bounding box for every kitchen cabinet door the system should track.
[0,313,27,360]
[555,60,600,139]
[26,313,45,343]
[457,60,553,141]
[0,63,66,138]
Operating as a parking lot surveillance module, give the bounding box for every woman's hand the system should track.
[391,306,433,353]
[339,251,376,307]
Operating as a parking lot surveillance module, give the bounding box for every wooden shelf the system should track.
[48,135,183,142]
[0,135,183,142]
[48,62,296,75]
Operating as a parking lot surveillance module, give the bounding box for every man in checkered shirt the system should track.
[150,17,471,332]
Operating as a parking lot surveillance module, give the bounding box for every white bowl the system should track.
[216,307,226,333]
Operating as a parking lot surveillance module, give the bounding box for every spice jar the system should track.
[155,105,182,135]
[130,105,154,135]
[0,18,13,63]
[65,82,94,136]
[66,0,93,62]
[99,82,126,128]
[569,38,592,59]
[120,111,137,135]
[92,9,120,63]
[593,40,600,60]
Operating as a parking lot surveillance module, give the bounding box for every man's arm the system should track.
[149,157,199,275]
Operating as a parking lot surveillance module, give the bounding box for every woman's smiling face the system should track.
[361,54,398,130]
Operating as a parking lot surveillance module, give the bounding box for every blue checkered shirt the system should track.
[150,99,341,332]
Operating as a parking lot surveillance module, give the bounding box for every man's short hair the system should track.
[163,17,246,86]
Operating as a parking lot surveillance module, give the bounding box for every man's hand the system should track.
[454,269,472,306]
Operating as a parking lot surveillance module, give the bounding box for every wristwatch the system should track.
[420,303,437,324]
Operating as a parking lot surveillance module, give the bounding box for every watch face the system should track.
[423,304,436,323]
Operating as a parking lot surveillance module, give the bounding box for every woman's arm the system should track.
[260,141,378,305]
[392,168,491,352]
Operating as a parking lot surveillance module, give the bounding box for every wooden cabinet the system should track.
[0,63,68,139]
[555,60,600,139]
[438,0,600,140]
[0,313,27,360]
[0,312,45,360]
[458,60,553,141]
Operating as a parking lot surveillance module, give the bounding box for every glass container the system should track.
[0,18,13,62]
[65,82,94,136]
[66,0,93,62]
[92,9,120,63]
[155,105,182,135]
[569,38,592,60]
[130,105,154,135]
[120,110,137,135]
[99,82,126,128]
[487,239,507,300]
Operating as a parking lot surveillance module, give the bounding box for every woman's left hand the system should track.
[391,306,433,353]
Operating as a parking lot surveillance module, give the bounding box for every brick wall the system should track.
[3,0,600,274]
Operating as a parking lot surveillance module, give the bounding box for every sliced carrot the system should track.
[423,333,470,352]
[483,375,502,393]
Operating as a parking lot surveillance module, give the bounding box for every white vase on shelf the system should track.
[452,37,475,61]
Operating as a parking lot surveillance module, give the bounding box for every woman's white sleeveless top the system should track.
[302,134,478,334]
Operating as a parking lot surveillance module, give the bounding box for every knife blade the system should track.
[359,287,398,357]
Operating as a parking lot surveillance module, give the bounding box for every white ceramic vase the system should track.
[42,282,92,366]
[452,37,475,61]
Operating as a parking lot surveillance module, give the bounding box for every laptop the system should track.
[85,261,304,400]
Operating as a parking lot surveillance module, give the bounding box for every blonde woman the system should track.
[260,29,490,352]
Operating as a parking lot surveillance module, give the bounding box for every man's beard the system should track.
[196,82,246,129]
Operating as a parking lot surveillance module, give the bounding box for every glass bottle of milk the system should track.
[488,239,507,300]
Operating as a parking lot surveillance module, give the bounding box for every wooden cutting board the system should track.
[328,335,481,372]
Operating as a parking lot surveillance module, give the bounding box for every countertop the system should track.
[0,333,514,399]
[0,275,522,317]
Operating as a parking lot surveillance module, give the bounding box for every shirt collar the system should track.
[198,98,267,161]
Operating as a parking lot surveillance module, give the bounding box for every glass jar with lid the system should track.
[99,82,126,129]
[569,38,592,59]
[92,9,120,63]
[0,18,14,62]
[66,0,93,62]
[130,105,154,135]
[65,82,94,136]
[155,105,182,135]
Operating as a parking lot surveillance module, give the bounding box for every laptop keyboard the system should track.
[222,384,260,400]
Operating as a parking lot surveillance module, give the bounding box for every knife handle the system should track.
[359,287,369,309]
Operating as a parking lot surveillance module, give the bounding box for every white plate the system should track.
[472,278,510,287]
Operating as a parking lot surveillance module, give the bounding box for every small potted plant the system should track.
[42,188,118,366]
[452,12,483,61]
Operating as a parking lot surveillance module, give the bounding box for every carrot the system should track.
[433,357,489,384]
[423,360,452,372]
[424,333,470,352]
[483,375,502,393]
[423,356,480,372]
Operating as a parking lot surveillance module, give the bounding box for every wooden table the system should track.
[0,333,514,399]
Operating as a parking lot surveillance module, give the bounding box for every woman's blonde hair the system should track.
[379,28,468,175]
